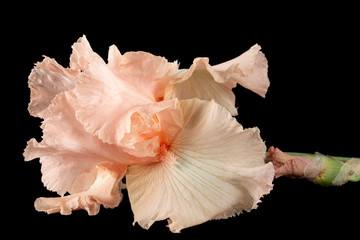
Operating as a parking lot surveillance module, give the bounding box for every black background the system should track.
[6,2,359,239]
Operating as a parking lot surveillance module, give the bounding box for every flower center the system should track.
[159,143,170,156]
[158,143,176,164]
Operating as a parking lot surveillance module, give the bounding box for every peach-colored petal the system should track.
[108,45,178,102]
[170,44,269,115]
[126,99,274,233]
[24,90,154,196]
[70,35,94,71]
[153,98,183,143]
[120,99,181,158]
[171,58,238,115]
[28,57,78,118]
[35,163,126,215]
[72,36,178,146]
[212,44,269,98]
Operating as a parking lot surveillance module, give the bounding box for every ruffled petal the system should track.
[70,35,94,71]
[212,44,269,98]
[24,90,149,196]
[35,163,126,215]
[170,44,269,115]
[126,99,274,233]
[73,36,174,145]
[108,45,178,102]
[25,140,102,195]
[171,58,238,115]
[28,57,77,118]
[120,99,181,158]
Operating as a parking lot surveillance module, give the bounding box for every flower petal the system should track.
[24,90,149,196]
[73,36,175,145]
[171,58,237,115]
[126,99,274,232]
[170,44,269,115]
[35,163,126,215]
[28,57,77,118]
[212,44,269,98]
[108,45,178,102]
[70,35,94,71]
[120,99,181,158]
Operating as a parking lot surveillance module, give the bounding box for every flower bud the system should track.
[265,147,360,186]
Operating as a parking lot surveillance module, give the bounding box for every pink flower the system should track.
[24,36,274,232]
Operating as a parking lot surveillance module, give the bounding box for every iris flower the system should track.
[24,36,274,232]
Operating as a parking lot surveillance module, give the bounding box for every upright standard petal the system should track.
[108,45,178,102]
[28,57,78,118]
[170,44,269,115]
[73,36,178,145]
[212,44,269,98]
[126,99,274,233]
[171,58,238,115]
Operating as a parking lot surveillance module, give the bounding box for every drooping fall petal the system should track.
[24,91,135,197]
[170,44,269,115]
[126,98,274,233]
[35,163,126,215]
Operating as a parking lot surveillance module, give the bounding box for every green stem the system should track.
[286,152,352,162]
